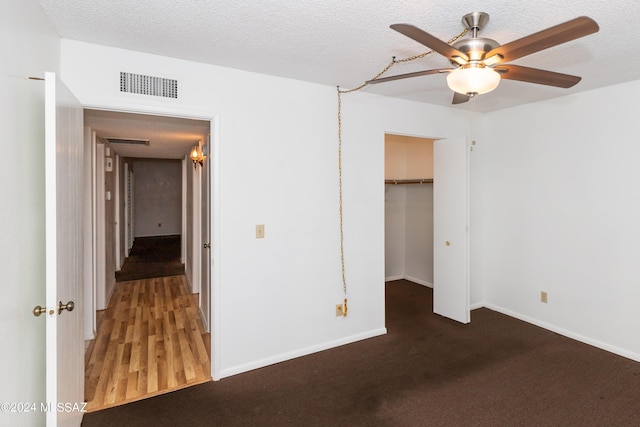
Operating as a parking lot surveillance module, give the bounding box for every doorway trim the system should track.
[83,103,221,381]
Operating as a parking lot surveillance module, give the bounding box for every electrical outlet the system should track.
[335,304,343,317]
[256,224,265,239]
[540,291,548,304]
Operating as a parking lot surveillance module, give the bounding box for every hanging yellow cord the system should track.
[336,29,468,317]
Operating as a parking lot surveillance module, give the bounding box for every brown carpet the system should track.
[81,280,640,426]
[115,235,185,282]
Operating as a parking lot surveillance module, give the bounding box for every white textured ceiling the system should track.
[40,0,640,157]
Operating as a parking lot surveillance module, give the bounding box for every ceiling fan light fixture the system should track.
[450,55,468,66]
[446,66,501,96]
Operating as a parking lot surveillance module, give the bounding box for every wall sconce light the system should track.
[190,143,205,168]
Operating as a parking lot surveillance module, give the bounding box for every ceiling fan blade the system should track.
[366,68,451,85]
[486,16,599,63]
[390,24,469,63]
[494,64,581,88]
[452,92,470,104]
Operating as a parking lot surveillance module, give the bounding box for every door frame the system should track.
[84,104,221,380]
[95,140,107,311]
[84,127,97,340]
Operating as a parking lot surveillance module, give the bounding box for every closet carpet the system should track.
[81,280,640,426]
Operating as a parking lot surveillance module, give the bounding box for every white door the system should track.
[200,137,211,331]
[44,72,85,426]
[433,138,470,324]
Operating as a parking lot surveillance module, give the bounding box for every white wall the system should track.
[478,79,640,361]
[384,185,406,280]
[0,0,60,425]
[60,39,474,378]
[384,185,434,286]
[190,161,201,295]
[185,157,195,290]
[404,184,434,285]
[132,159,182,237]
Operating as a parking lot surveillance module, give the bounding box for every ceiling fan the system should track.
[366,12,599,104]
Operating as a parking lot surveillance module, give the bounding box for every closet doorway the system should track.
[384,133,470,323]
[384,134,435,288]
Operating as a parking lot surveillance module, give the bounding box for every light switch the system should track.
[256,224,265,239]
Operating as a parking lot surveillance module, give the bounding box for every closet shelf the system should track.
[385,178,433,185]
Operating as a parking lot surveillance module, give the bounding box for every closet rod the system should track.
[384,179,433,185]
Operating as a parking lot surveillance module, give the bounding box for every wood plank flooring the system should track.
[84,274,211,412]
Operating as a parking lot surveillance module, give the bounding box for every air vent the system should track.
[119,72,178,98]
[105,137,150,146]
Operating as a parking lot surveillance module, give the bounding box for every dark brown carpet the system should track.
[81,280,640,426]
[115,235,184,282]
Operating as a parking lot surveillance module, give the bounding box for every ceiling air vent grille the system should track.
[119,72,178,98]
[105,138,150,146]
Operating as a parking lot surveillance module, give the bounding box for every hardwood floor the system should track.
[84,274,211,412]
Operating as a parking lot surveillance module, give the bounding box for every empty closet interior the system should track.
[385,133,435,287]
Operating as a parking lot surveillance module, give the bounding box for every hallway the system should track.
[84,275,211,411]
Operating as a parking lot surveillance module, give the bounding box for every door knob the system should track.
[445,241,451,246]
[203,243,210,249]
[33,305,48,317]
[58,300,75,315]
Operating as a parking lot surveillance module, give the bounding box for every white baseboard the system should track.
[185,273,194,294]
[199,306,209,333]
[219,328,387,379]
[83,330,96,343]
[385,275,433,288]
[484,302,640,364]
[404,276,433,288]
[470,302,484,310]
[104,277,116,309]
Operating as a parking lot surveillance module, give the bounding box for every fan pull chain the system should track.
[337,88,348,314]
[335,28,468,317]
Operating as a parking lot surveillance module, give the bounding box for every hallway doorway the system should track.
[83,109,214,409]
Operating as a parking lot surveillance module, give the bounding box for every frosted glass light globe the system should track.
[447,67,500,95]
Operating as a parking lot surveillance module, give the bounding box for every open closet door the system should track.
[433,138,470,324]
